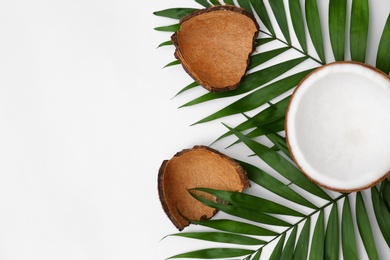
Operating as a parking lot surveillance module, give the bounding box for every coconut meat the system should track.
[287,63,390,191]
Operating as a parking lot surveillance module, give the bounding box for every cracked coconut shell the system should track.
[158,145,249,230]
[171,5,259,92]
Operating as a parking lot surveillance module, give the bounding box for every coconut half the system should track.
[171,5,259,92]
[286,62,390,192]
[158,145,249,230]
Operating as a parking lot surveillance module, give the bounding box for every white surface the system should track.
[287,63,390,191]
[0,0,388,260]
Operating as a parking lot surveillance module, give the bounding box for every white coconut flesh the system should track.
[286,62,390,192]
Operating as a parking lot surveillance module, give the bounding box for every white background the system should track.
[0,0,388,259]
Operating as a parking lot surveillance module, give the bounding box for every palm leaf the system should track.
[280,226,297,260]
[250,249,262,260]
[190,68,312,125]
[289,0,307,53]
[329,0,347,61]
[266,133,292,160]
[256,37,275,46]
[163,60,180,68]
[214,96,290,143]
[309,210,324,260]
[248,47,290,70]
[195,0,211,8]
[341,196,358,260]
[292,218,310,260]
[153,8,198,19]
[157,40,172,48]
[154,24,180,32]
[356,192,379,260]
[227,126,332,201]
[237,0,252,14]
[324,203,339,259]
[268,234,285,260]
[181,57,307,109]
[250,0,275,36]
[371,185,390,247]
[190,191,291,226]
[168,248,255,259]
[305,0,326,63]
[228,117,285,147]
[269,0,291,45]
[192,187,304,217]
[209,0,220,6]
[239,161,318,209]
[155,0,390,259]
[350,0,369,63]
[227,118,285,148]
[223,0,235,5]
[191,219,278,236]
[174,82,199,97]
[382,178,390,212]
[376,14,390,74]
[167,232,265,245]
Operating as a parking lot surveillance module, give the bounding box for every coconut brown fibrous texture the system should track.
[158,145,249,230]
[171,5,259,92]
[286,61,390,193]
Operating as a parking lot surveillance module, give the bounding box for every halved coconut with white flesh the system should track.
[158,145,249,230]
[171,5,259,92]
[286,61,390,192]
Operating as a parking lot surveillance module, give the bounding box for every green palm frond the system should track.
[329,0,347,61]
[269,0,291,45]
[153,8,198,19]
[376,14,390,74]
[189,67,311,125]
[155,0,390,259]
[195,0,212,8]
[350,0,369,63]
[289,0,307,54]
[212,97,289,143]
[305,0,326,64]
[192,187,305,217]
[324,203,339,259]
[181,57,308,110]
[341,196,358,259]
[371,183,390,247]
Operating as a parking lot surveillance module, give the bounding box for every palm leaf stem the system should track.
[245,193,347,259]
[259,29,324,65]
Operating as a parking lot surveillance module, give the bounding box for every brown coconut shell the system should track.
[171,5,259,92]
[158,145,249,230]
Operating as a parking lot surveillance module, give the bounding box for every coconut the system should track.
[171,5,259,92]
[158,145,249,230]
[286,61,390,192]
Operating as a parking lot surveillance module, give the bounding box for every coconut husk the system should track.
[171,5,259,92]
[158,145,249,230]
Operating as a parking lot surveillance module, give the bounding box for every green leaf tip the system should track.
[167,248,255,259]
[376,14,390,74]
[350,0,369,63]
[153,8,198,20]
